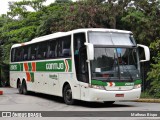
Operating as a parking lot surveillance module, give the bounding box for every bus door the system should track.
[74,33,89,100]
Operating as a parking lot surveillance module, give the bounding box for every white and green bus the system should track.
[10,28,150,105]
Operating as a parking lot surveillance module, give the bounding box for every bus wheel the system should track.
[17,82,23,94]
[22,81,28,95]
[63,84,75,105]
[103,101,115,105]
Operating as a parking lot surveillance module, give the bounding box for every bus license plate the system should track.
[115,94,124,97]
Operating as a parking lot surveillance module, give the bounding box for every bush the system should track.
[0,63,9,87]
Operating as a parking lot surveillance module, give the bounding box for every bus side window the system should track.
[23,46,29,61]
[15,47,23,62]
[48,40,57,59]
[62,36,71,57]
[30,44,37,60]
[56,35,71,58]
[37,42,48,60]
[74,33,85,55]
[11,48,15,62]
[57,39,63,57]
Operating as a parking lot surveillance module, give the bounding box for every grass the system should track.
[140,91,155,99]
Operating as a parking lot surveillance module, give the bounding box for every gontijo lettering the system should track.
[46,63,64,70]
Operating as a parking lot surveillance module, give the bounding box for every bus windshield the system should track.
[88,31,136,46]
[91,47,140,81]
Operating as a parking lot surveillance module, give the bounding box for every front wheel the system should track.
[63,84,75,105]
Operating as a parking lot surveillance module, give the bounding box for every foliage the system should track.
[147,40,160,98]
[141,91,155,99]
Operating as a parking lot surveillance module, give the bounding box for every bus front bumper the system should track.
[86,88,141,102]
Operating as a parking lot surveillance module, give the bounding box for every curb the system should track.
[134,99,160,103]
[0,90,3,95]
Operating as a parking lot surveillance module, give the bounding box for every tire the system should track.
[63,84,75,105]
[22,81,28,95]
[103,101,115,105]
[17,82,23,94]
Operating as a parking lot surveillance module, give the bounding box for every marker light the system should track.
[134,84,141,89]
[90,85,105,90]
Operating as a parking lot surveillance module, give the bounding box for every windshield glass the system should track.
[91,47,140,81]
[88,32,136,46]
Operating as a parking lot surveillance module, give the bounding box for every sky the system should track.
[0,0,76,15]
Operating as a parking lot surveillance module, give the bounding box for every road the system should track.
[0,87,160,120]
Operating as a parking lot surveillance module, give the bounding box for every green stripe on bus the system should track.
[20,63,23,71]
[28,63,32,71]
[91,80,107,86]
[36,60,66,72]
[10,64,21,71]
[30,72,34,82]
[134,79,142,85]
[10,59,72,72]
[91,79,141,86]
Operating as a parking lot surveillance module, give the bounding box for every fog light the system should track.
[90,85,105,90]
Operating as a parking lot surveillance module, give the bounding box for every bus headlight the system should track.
[134,84,141,89]
[90,85,105,90]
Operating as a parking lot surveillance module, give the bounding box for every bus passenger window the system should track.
[56,35,71,58]
[15,47,23,62]
[37,42,48,60]
[48,40,57,59]
[23,46,29,61]
[62,36,71,57]
[11,48,15,62]
[57,40,63,57]
[30,44,37,60]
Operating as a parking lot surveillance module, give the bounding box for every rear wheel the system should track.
[63,84,75,105]
[22,81,28,95]
[17,82,23,94]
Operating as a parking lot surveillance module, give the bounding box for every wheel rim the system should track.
[65,89,72,102]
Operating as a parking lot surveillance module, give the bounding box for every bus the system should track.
[10,28,150,105]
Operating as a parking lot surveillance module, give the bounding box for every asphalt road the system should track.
[0,87,160,120]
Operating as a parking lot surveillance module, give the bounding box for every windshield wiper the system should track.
[92,77,111,81]
[121,64,133,81]
[118,52,133,81]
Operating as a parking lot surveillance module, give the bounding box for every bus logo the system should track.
[10,65,17,70]
[46,63,64,70]
[125,83,134,86]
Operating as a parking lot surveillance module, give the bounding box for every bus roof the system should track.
[11,28,132,48]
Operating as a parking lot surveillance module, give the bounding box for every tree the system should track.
[55,0,72,3]
[121,0,160,45]
[37,0,131,33]
[147,40,160,97]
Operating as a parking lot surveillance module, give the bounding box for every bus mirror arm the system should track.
[84,43,94,61]
[137,44,150,62]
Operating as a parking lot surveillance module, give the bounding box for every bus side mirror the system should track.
[84,43,94,60]
[137,44,150,62]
